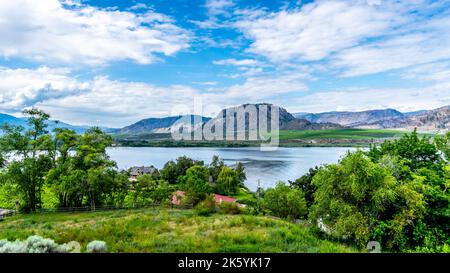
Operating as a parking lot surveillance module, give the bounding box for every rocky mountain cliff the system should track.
[295,106,450,132]
[295,109,405,127]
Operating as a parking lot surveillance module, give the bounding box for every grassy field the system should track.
[112,129,420,147]
[0,208,357,253]
[278,129,406,140]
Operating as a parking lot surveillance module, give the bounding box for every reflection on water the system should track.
[107,147,355,190]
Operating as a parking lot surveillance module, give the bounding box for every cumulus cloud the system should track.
[0,0,191,65]
[235,0,398,62]
[0,67,308,126]
[234,0,450,76]
[0,67,86,112]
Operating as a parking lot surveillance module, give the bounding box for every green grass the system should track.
[278,129,407,140]
[0,208,358,253]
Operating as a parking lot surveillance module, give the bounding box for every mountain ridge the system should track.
[1,103,449,135]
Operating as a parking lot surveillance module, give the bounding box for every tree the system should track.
[368,129,442,173]
[310,151,425,249]
[368,131,450,250]
[0,108,53,211]
[290,167,320,208]
[45,127,119,209]
[160,156,203,184]
[262,182,307,219]
[209,155,225,183]
[215,166,240,195]
[435,132,450,161]
[235,162,246,188]
[180,165,211,205]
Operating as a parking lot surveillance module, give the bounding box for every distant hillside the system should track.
[397,105,450,132]
[116,115,211,135]
[294,106,450,132]
[295,109,405,127]
[203,103,341,139]
[0,113,90,134]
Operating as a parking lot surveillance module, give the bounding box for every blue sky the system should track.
[0,0,450,127]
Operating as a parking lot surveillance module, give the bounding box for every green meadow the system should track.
[0,208,357,253]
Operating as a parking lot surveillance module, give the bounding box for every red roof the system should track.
[171,191,237,205]
[213,194,237,203]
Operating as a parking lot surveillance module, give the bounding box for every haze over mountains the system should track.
[1,104,449,135]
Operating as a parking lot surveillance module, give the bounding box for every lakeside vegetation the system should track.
[0,109,449,253]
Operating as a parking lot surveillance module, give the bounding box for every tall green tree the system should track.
[310,151,425,249]
[0,109,53,211]
[180,165,211,205]
[262,182,307,219]
[215,166,240,195]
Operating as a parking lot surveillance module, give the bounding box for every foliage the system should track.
[86,240,108,253]
[129,174,171,206]
[367,130,450,251]
[215,166,240,195]
[209,155,225,184]
[262,182,307,220]
[0,109,53,212]
[160,156,203,184]
[194,195,217,216]
[0,235,80,253]
[217,201,242,215]
[310,151,427,249]
[179,165,212,205]
[290,167,321,208]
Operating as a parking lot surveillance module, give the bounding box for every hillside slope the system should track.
[0,208,357,253]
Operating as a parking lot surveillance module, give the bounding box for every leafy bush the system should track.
[194,195,217,216]
[180,165,212,205]
[262,182,307,220]
[218,201,242,215]
[0,235,80,253]
[86,240,108,253]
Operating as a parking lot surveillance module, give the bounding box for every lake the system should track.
[107,147,355,190]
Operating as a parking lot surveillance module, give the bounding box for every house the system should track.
[129,166,158,182]
[171,190,238,205]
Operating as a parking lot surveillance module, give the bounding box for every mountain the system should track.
[294,106,450,132]
[0,113,90,134]
[116,115,212,135]
[294,109,405,127]
[203,103,342,138]
[395,106,450,132]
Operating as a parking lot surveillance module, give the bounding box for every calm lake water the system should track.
[107,147,355,190]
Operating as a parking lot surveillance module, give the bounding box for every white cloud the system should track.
[334,16,450,76]
[0,66,310,126]
[205,0,234,16]
[0,0,191,65]
[0,67,86,111]
[235,0,398,62]
[213,58,260,66]
[235,0,450,76]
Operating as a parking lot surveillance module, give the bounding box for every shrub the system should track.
[86,240,108,253]
[0,235,80,253]
[194,195,217,216]
[218,201,242,215]
[262,182,307,220]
